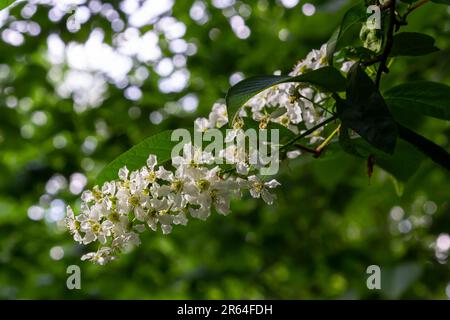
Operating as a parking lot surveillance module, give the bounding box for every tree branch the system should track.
[375,0,397,88]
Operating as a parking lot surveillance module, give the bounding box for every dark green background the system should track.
[0,0,449,299]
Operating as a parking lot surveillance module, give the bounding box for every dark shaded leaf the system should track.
[338,64,398,154]
[340,136,425,181]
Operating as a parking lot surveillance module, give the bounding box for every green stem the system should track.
[280,116,337,151]
[316,124,341,153]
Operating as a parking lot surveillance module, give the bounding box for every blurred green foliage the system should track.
[0,0,449,299]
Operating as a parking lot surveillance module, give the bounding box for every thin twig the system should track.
[375,0,397,88]
[316,124,341,154]
[403,0,430,21]
[294,143,321,156]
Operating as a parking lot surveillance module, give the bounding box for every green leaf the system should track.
[341,137,425,182]
[97,130,178,185]
[431,0,450,5]
[385,81,450,120]
[326,3,368,64]
[391,32,439,56]
[362,140,424,182]
[225,66,346,125]
[338,64,398,154]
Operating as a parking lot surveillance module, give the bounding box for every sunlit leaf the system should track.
[226,66,346,126]
[97,130,178,185]
[0,0,16,11]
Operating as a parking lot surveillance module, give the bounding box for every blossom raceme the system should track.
[66,44,353,264]
[66,145,280,264]
[250,44,352,144]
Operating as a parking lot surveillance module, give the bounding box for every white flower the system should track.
[146,154,157,170]
[172,143,213,168]
[211,180,239,215]
[291,44,328,75]
[341,60,356,73]
[193,103,228,133]
[101,181,116,196]
[247,175,281,205]
[122,231,141,246]
[194,117,210,132]
[65,206,83,243]
[81,190,95,203]
[173,211,188,225]
[287,150,302,159]
[188,198,211,220]
[115,185,132,214]
[81,247,115,265]
[141,197,171,232]
[155,166,173,181]
[80,214,113,245]
[220,144,249,175]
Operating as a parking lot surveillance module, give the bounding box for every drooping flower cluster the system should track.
[66,144,280,264]
[66,44,352,264]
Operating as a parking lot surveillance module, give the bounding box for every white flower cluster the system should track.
[66,44,351,264]
[232,44,354,149]
[66,145,280,265]
[194,103,229,132]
